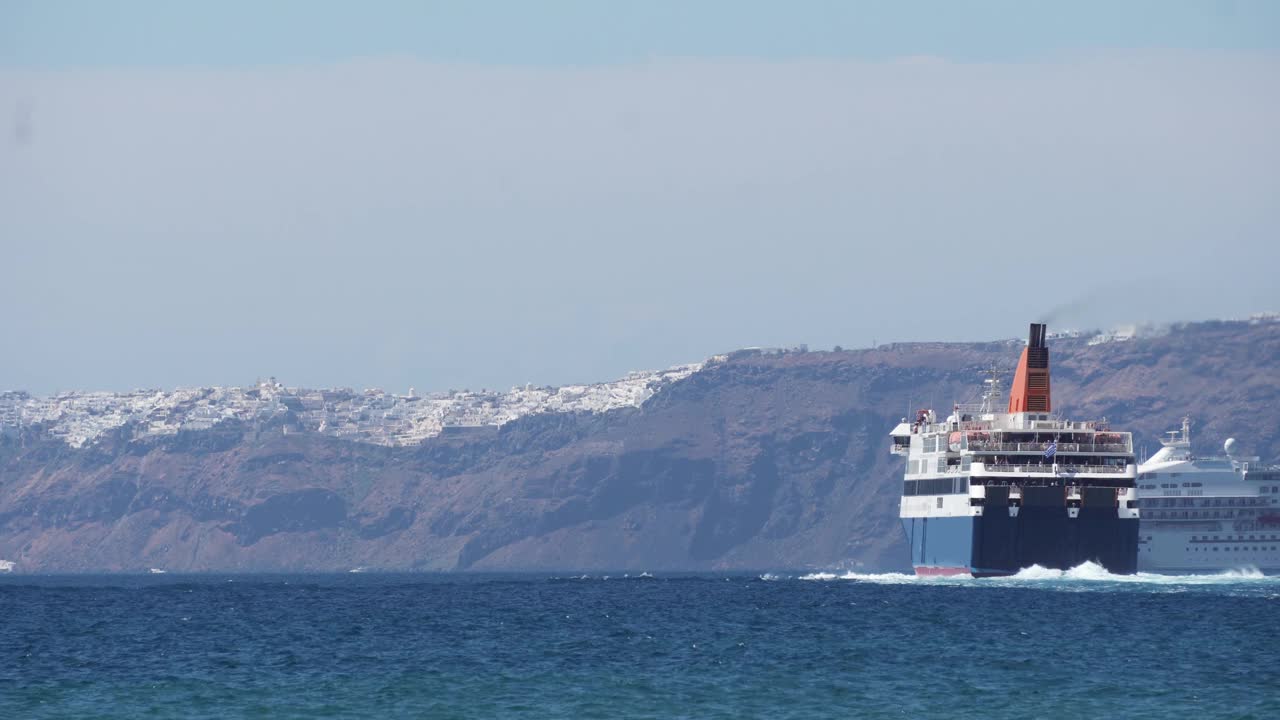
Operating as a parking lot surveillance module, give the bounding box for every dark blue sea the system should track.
[2,565,1277,719]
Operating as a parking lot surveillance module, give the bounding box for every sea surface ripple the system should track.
[1,568,1277,719]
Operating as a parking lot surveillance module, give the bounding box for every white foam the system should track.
[998,562,1273,585]
[798,561,1278,590]
[800,570,922,584]
[1005,560,1114,581]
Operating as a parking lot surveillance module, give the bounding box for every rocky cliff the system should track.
[1,319,1277,573]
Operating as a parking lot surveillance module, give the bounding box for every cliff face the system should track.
[1,320,1277,573]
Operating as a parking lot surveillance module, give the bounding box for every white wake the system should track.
[786,561,1275,589]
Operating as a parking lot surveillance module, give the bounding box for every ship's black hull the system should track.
[902,507,1139,576]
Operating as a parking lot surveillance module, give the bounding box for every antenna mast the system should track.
[980,366,1003,414]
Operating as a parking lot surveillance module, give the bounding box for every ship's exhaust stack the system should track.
[1008,323,1051,413]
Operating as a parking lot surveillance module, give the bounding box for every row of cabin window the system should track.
[1143,510,1255,519]
[1141,497,1272,508]
[902,477,968,496]
[1143,483,1280,493]
[908,457,970,474]
[1188,545,1277,553]
[1191,534,1280,541]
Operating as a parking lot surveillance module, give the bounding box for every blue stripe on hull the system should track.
[902,511,1139,576]
[902,517,974,572]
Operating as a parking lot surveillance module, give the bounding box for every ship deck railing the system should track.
[921,420,1111,434]
[978,463,1129,474]
[947,411,1106,431]
[1027,420,1108,431]
[967,441,1131,454]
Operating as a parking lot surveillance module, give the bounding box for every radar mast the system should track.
[979,366,1003,414]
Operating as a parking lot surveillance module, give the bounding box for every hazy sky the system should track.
[2,2,1278,394]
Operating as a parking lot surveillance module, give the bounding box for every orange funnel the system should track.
[1008,323,1051,413]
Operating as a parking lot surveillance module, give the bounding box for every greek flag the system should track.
[1043,441,1057,460]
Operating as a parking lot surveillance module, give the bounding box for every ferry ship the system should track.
[890,323,1140,576]
[1136,418,1280,573]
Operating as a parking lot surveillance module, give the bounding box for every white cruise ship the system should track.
[1137,418,1280,573]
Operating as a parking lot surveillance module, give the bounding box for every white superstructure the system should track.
[891,377,1140,524]
[1137,418,1280,573]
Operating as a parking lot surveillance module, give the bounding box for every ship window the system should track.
[906,478,959,495]
[937,497,944,509]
